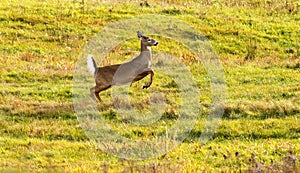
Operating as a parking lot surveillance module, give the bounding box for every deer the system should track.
[87,31,159,102]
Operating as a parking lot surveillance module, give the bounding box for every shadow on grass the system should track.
[222,101,300,120]
[0,102,75,120]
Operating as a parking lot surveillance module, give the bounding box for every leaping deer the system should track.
[87,31,159,102]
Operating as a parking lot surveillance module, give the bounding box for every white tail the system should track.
[87,54,96,75]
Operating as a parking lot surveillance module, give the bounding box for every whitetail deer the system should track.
[87,31,159,102]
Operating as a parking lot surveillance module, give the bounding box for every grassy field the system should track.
[1,0,300,172]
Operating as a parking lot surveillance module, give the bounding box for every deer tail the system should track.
[87,54,97,76]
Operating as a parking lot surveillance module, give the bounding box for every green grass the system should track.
[1,0,300,172]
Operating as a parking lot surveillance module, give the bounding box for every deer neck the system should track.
[140,43,152,60]
[141,42,152,52]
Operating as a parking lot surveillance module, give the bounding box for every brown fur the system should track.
[88,31,158,102]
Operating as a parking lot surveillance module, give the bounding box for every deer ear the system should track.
[137,31,143,39]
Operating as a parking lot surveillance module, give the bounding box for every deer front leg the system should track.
[132,68,154,89]
[142,70,154,89]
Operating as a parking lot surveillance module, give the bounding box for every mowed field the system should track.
[0,0,300,172]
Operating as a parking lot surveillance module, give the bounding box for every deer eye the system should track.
[147,39,151,42]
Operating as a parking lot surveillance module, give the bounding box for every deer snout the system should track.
[154,42,159,46]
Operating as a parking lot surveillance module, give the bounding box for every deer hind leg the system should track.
[94,87,102,102]
[91,85,112,102]
[90,87,101,102]
[90,86,103,102]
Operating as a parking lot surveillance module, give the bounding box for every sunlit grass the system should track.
[0,0,299,172]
